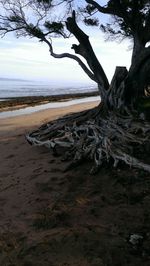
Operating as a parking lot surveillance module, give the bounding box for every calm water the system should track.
[0,78,97,98]
[0,96,100,118]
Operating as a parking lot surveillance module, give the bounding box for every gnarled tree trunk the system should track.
[26,12,150,174]
[26,61,150,173]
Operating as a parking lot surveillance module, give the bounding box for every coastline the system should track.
[0,95,100,119]
[0,100,99,134]
[0,91,99,112]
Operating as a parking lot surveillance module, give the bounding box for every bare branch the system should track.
[42,37,97,82]
[85,0,115,15]
[66,11,109,95]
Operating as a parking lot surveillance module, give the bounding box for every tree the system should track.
[0,0,150,173]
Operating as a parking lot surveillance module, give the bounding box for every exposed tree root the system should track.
[26,106,150,174]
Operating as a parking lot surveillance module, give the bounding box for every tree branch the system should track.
[85,0,115,15]
[42,37,97,82]
[66,11,109,97]
[85,0,134,36]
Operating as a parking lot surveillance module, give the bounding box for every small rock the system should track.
[129,234,143,246]
[139,113,145,120]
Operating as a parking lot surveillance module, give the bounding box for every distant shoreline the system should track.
[0,94,100,119]
[0,91,99,112]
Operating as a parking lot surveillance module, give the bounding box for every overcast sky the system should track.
[0,23,132,86]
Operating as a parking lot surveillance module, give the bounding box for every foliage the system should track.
[0,0,149,105]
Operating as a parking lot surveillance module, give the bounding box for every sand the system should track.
[0,100,150,266]
[0,101,99,265]
[0,101,99,132]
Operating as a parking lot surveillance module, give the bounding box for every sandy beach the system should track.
[0,100,150,266]
[0,101,99,265]
[0,100,99,132]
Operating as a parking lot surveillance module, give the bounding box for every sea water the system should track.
[0,96,100,118]
[0,78,100,118]
[0,78,98,99]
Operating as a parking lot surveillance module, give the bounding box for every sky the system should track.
[0,4,132,87]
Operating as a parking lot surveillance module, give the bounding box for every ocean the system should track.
[0,78,98,99]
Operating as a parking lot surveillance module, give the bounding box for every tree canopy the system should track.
[0,0,150,102]
[1,0,150,45]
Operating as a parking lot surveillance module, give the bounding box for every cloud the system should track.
[0,29,131,84]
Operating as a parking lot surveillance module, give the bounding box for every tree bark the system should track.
[66,11,109,101]
[104,41,150,112]
[65,11,150,113]
[106,66,128,110]
[124,46,150,106]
